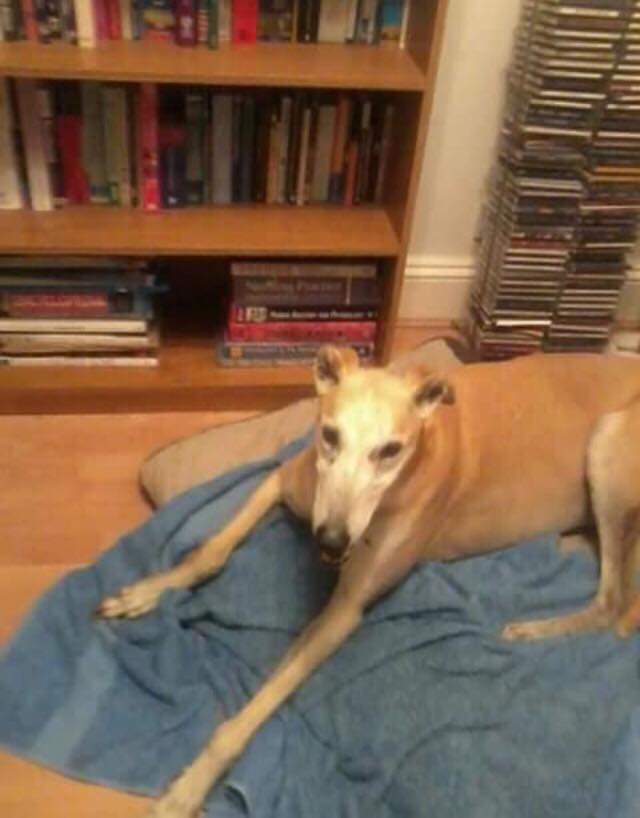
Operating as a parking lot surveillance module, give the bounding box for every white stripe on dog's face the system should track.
[312,369,422,550]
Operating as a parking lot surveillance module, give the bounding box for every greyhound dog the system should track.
[98,346,640,818]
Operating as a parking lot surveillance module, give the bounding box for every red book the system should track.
[93,0,109,39]
[56,111,89,205]
[105,0,122,38]
[20,0,38,40]
[227,319,378,344]
[6,293,109,317]
[232,0,257,43]
[136,83,160,212]
[174,0,197,45]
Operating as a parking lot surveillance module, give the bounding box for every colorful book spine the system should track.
[231,275,380,307]
[14,79,54,211]
[20,0,38,39]
[230,304,379,323]
[219,338,374,366]
[227,319,378,343]
[54,82,89,204]
[0,77,25,210]
[141,0,174,40]
[174,0,196,45]
[136,82,160,211]
[231,0,256,43]
[93,0,109,39]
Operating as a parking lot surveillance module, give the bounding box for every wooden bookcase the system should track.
[0,1,448,414]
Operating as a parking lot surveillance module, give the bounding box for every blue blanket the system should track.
[1,436,640,818]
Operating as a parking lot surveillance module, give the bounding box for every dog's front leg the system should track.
[143,585,363,818]
[98,469,283,619]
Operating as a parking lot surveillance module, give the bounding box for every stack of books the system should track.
[220,260,380,366]
[0,77,395,212]
[469,0,640,359]
[0,257,163,366]
[0,1,409,49]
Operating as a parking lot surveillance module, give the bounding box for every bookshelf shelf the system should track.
[0,40,425,92]
[0,206,400,256]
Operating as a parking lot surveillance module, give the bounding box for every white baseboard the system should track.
[399,255,640,325]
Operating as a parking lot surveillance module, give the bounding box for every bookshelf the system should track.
[0,1,449,414]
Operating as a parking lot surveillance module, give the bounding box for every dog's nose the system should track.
[316,524,350,553]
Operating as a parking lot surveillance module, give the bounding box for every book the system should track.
[211,92,233,203]
[174,0,196,44]
[0,329,157,353]
[141,0,174,40]
[229,304,379,322]
[296,0,319,42]
[219,337,375,366]
[14,78,54,211]
[311,100,336,202]
[81,81,110,204]
[218,0,230,41]
[328,95,351,202]
[380,0,404,43]
[21,0,38,40]
[258,0,292,42]
[185,87,207,204]
[102,84,132,206]
[136,82,160,211]
[54,82,89,204]
[159,86,187,207]
[0,316,149,333]
[232,0,256,43]
[0,77,25,210]
[226,319,378,343]
[0,289,154,318]
[318,0,349,43]
[239,93,256,201]
[119,0,133,38]
[0,0,21,39]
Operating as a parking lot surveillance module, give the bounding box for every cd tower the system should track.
[470,0,640,359]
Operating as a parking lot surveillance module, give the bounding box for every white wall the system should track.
[400,0,640,324]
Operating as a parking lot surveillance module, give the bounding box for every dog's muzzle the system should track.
[315,524,352,568]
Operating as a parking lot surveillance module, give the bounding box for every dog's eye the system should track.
[378,441,402,460]
[321,425,340,449]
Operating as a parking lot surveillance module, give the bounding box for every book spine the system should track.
[0,78,25,209]
[207,0,217,46]
[276,94,292,204]
[399,0,408,48]
[328,95,351,203]
[0,316,148,333]
[20,0,37,38]
[296,0,318,42]
[54,83,88,204]
[0,1,20,39]
[295,101,311,206]
[81,81,110,204]
[136,82,160,211]
[0,289,153,318]
[106,85,132,206]
[211,92,233,203]
[265,97,280,204]
[58,0,76,42]
[33,0,50,41]
[106,0,121,37]
[345,0,358,42]
[311,101,336,202]
[185,87,206,204]
[354,96,373,204]
[318,0,347,43]
[373,101,393,202]
[229,304,380,322]
[220,339,374,363]
[286,91,303,204]
[118,0,132,37]
[232,275,380,306]
[0,355,158,367]
[257,0,292,41]
[231,0,256,43]
[196,0,208,43]
[93,0,108,39]
[252,94,270,202]
[15,79,54,211]
[73,0,96,45]
[231,93,242,201]
[141,0,174,40]
[39,83,65,206]
[239,93,255,202]
[174,0,196,45]
[159,105,187,208]
[217,0,230,41]
[227,319,378,343]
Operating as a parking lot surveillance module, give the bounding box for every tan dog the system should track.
[98,348,640,818]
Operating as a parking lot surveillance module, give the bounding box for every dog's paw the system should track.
[501,620,542,641]
[96,577,166,619]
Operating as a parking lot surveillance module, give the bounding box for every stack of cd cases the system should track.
[469,0,640,359]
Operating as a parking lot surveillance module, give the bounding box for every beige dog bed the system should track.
[140,337,465,507]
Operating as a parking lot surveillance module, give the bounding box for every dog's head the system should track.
[312,345,454,566]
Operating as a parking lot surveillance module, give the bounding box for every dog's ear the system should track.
[314,345,359,395]
[407,368,455,418]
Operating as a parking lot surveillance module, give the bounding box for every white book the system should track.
[345,0,359,41]
[120,0,133,39]
[14,79,54,212]
[311,103,336,202]
[0,78,25,210]
[211,93,233,205]
[0,330,156,354]
[0,317,148,334]
[0,355,158,367]
[74,0,96,48]
[218,0,232,43]
[318,0,349,43]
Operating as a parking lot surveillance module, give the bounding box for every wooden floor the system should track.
[0,323,453,817]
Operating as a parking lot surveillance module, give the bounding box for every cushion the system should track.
[140,337,465,506]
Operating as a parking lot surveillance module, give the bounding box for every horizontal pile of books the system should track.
[220,261,380,366]
[0,78,395,211]
[469,0,640,359]
[0,258,163,367]
[0,1,409,49]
